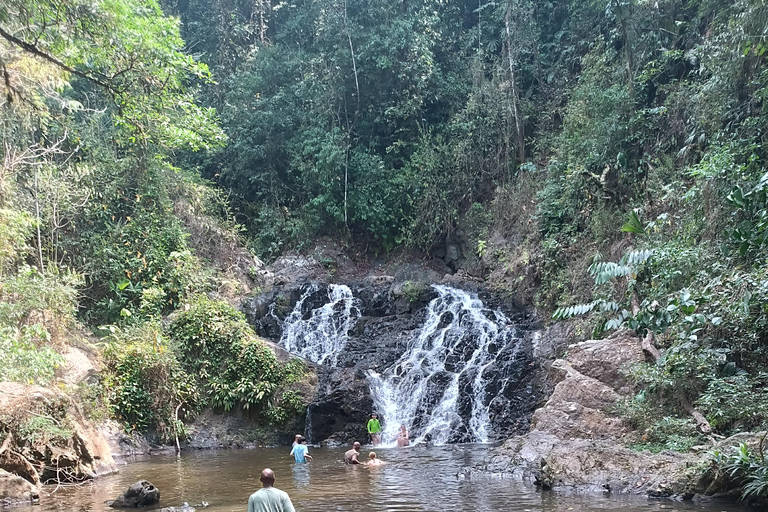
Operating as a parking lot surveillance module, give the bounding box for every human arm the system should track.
[305,454,313,461]
[247,495,254,512]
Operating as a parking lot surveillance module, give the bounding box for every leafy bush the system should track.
[102,323,198,436]
[0,326,63,386]
[711,442,768,502]
[0,265,79,385]
[168,296,308,418]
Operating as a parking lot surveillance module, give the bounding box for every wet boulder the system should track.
[107,480,160,508]
[0,469,39,507]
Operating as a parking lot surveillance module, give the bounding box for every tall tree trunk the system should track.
[504,5,525,163]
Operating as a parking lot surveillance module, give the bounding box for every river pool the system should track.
[17,445,747,512]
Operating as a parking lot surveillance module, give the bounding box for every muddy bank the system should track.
[0,382,116,505]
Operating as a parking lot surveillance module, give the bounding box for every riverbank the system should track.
[470,329,766,508]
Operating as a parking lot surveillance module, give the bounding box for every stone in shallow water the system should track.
[106,480,160,508]
[0,469,39,507]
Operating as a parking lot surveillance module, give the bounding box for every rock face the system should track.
[473,330,699,494]
[107,480,160,508]
[243,270,543,445]
[0,382,116,485]
[0,469,39,507]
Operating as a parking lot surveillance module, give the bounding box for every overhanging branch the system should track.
[0,24,117,93]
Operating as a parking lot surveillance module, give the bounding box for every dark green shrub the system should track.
[102,323,198,436]
[169,296,308,419]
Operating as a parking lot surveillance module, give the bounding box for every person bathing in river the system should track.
[291,434,301,448]
[344,441,362,464]
[289,437,313,463]
[397,424,409,447]
[367,451,384,466]
[367,413,381,446]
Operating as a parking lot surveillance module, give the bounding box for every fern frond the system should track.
[553,300,601,320]
[588,261,633,284]
[619,248,654,266]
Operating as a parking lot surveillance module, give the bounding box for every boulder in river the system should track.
[107,480,160,508]
[0,468,39,507]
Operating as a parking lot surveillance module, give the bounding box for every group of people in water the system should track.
[249,413,410,511]
[366,413,410,447]
[288,412,409,467]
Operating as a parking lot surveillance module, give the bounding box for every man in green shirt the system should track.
[367,413,381,446]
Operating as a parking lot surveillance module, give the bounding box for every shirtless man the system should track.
[344,441,362,464]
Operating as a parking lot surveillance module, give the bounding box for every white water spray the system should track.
[279,284,361,366]
[367,285,520,445]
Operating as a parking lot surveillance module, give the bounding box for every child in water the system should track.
[367,451,384,466]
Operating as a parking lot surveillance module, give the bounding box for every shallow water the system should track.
[19,445,746,512]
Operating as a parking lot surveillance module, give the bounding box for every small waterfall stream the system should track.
[368,285,520,445]
[279,284,361,365]
[277,283,523,445]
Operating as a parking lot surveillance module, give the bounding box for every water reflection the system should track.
[14,445,748,512]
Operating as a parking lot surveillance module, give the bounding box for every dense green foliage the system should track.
[0,0,306,439]
[3,1,768,497]
[102,298,308,436]
[168,296,308,419]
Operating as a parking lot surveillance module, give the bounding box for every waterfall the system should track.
[367,285,521,445]
[279,284,361,366]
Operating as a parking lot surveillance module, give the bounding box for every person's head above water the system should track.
[368,451,377,460]
[353,441,361,450]
[371,413,378,418]
[260,468,275,488]
[298,436,307,444]
[294,433,301,441]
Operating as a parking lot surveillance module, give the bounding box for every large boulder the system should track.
[0,383,116,484]
[0,469,39,507]
[107,480,160,508]
[473,330,697,494]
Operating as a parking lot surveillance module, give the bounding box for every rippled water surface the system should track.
[20,445,746,512]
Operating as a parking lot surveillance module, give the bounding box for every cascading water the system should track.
[279,284,361,366]
[367,285,521,445]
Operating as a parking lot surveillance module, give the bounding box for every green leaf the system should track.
[621,210,646,235]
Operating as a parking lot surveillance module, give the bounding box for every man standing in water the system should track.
[247,468,295,512]
[367,413,381,446]
[344,441,362,464]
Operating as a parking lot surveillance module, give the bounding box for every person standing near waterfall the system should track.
[367,413,381,446]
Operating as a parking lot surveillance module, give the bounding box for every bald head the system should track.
[353,441,361,450]
[260,468,275,487]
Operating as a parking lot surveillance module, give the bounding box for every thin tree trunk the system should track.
[34,168,44,275]
[504,5,525,162]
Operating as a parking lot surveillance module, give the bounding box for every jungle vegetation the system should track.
[2,0,768,497]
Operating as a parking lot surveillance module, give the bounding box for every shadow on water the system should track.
[17,445,748,512]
